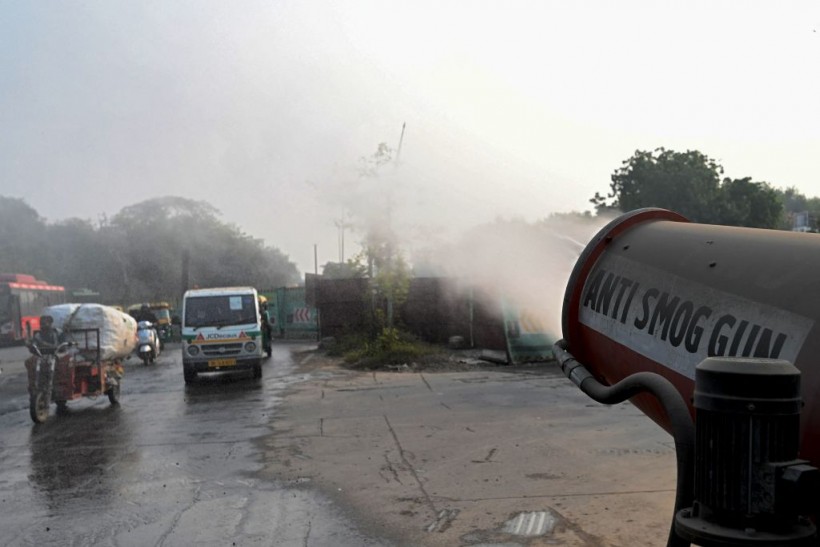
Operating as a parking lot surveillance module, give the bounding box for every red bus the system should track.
[0,273,67,344]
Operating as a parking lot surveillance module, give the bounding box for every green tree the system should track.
[717,178,783,229]
[0,197,48,277]
[807,197,820,230]
[0,195,301,304]
[108,196,300,302]
[592,148,784,228]
[592,148,723,223]
[775,187,820,231]
[322,259,367,279]
[44,218,109,290]
[351,142,410,329]
[779,186,809,214]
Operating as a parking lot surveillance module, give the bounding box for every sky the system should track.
[1,1,819,276]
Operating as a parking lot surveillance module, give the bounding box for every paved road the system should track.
[262,357,679,547]
[0,343,678,546]
[0,343,385,547]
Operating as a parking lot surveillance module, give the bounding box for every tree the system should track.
[0,194,301,305]
[779,186,809,214]
[350,142,410,330]
[717,178,783,229]
[44,218,109,290]
[776,187,820,231]
[108,196,300,300]
[322,259,367,279]
[0,197,48,277]
[592,148,784,228]
[591,148,723,223]
[358,142,393,178]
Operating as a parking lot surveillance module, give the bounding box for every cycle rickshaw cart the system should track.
[26,327,124,424]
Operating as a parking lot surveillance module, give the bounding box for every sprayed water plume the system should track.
[413,213,615,340]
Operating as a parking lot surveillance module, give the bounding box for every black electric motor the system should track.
[676,357,819,546]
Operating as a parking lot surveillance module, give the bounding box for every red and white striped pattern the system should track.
[292,308,311,323]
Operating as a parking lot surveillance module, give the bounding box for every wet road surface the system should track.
[260,359,678,546]
[0,343,679,546]
[0,343,386,547]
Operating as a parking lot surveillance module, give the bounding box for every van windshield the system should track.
[184,295,257,328]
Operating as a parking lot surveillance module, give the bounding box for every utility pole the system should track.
[334,209,352,263]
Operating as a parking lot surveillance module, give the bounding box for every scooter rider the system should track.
[135,304,158,324]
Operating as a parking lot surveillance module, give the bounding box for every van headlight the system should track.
[244,341,257,353]
[187,345,200,356]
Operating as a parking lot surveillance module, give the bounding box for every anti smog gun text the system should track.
[555,208,820,547]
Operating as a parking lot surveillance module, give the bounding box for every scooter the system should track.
[137,321,161,365]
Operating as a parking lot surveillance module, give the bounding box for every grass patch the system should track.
[330,328,441,369]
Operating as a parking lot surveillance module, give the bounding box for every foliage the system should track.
[369,250,411,314]
[591,148,784,229]
[0,197,47,277]
[358,142,393,178]
[321,259,367,279]
[339,327,439,369]
[352,142,411,330]
[45,218,113,292]
[103,197,301,301]
[0,195,301,304]
[776,187,820,231]
[717,177,782,229]
[324,332,370,357]
[592,148,723,222]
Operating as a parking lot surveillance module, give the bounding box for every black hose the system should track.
[553,339,694,547]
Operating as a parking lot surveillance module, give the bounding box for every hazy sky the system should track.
[2,1,818,275]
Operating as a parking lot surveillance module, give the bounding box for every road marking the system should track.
[503,510,555,537]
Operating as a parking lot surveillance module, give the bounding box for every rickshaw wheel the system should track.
[107,384,121,405]
[29,392,50,424]
[56,400,68,414]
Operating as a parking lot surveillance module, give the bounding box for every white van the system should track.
[181,287,263,383]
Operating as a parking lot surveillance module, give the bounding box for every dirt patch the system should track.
[301,349,555,372]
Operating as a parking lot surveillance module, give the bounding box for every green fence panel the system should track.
[267,287,318,337]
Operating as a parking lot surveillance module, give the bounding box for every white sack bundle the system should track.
[44,303,138,360]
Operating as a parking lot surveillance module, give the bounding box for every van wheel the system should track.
[252,362,262,380]
[184,365,197,384]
